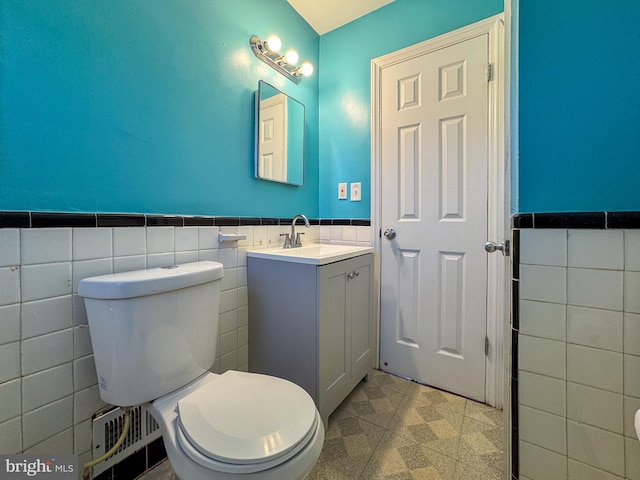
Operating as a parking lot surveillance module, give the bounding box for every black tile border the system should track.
[511,280,519,331]
[31,212,97,228]
[0,211,30,228]
[511,229,520,280]
[511,213,532,229]
[608,211,640,229]
[97,214,146,227]
[512,211,640,229]
[0,211,372,229]
[146,215,183,227]
[535,212,605,229]
[183,216,215,227]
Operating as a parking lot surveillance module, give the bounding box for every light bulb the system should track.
[284,50,299,65]
[265,35,281,52]
[299,62,314,77]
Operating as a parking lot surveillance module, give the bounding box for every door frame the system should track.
[371,14,508,408]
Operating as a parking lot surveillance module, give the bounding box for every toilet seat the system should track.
[176,370,318,474]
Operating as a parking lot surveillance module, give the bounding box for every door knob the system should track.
[383,228,396,240]
[484,240,510,256]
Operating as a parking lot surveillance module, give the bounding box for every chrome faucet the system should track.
[284,214,310,248]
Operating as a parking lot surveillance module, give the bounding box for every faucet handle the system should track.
[280,233,292,248]
[294,232,305,246]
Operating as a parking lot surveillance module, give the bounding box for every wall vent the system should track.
[90,405,162,478]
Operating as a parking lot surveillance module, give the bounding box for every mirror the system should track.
[255,80,304,185]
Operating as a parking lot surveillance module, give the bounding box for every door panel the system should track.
[258,94,287,182]
[380,34,489,402]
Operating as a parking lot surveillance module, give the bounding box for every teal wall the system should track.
[0,0,319,217]
[318,0,504,219]
[9,1,633,219]
[519,0,640,213]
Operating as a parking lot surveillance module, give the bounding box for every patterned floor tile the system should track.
[137,370,505,480]
[362,431,457,480]
[368,369,414,395]
[386,396,464,458]
[306,415,385,480]
[406,386,468,415]
[464,400,503,428]
[338,378,406,428]
[454,457,503,480]
[456,417,503,479]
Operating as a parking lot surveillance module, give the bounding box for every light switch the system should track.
[338,183,347,199]
[350,182,361,201]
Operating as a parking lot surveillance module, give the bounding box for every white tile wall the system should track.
[567,230,624,270]
[625,231,640,271]
[519,370,566,416]
[0,304,20,345]
[72,228,112,260]
[519,405,566,454]
[520,228,567,267]
[520,440,567,480]
[518,228,639,480]
[520,264,567,304]
[568,268,623,311]
[566,344,623,393]
[21,229,71,265]
[568,459,623,480]
[519,300,566,341]
[0,266,21,306]
[0,223,370,458]
[567,305,623,352]
[519,335,566,379]
[566,382,623,433]
[567,420,625,476]
[0,229,20,267]
[113,227,146,256]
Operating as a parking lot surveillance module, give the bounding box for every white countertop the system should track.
[246,244,373,265]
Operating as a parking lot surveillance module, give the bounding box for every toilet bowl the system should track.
[148,371,323,480]
[78,262,324,479]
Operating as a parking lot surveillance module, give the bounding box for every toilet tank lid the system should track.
[78,261,224,299]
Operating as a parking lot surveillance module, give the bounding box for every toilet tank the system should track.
[78,261,224,406]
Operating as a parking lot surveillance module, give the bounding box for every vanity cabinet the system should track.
[247,252,374,424]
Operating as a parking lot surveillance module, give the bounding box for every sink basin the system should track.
[247,244,373,265]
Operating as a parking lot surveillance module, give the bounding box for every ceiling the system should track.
[287,0,395,35]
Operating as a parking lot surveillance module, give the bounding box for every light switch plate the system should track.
[350,182,361,201]
[338,183,347,199]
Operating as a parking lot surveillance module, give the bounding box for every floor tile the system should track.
[362,431,457,480]
[136,370,504,480]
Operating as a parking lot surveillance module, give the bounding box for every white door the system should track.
[258,94,288,182]
[379,34,489,402]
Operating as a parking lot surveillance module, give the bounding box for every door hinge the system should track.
[485,336,490,356]
[487,63,494,82]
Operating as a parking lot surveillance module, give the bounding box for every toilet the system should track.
[78,261,324,480]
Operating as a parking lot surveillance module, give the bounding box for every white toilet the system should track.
[78,261,324,480]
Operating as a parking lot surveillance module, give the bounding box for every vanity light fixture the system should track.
[250,34,313,84]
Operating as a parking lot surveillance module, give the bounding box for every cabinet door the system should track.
[318,262,349,401]
[349,257,373,376]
